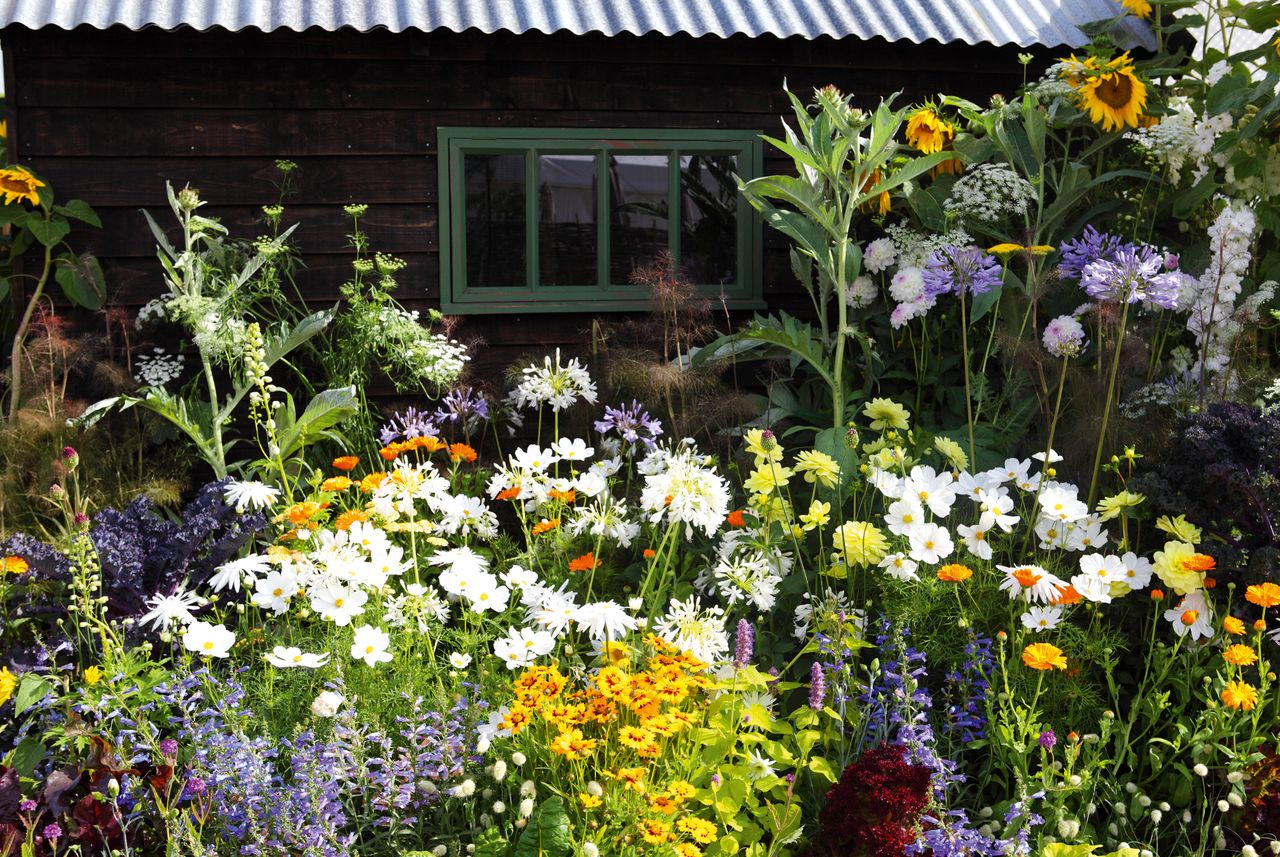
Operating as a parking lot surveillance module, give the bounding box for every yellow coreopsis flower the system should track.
[1155,514,1201,544]
[800,500,831,531]
[863,398,910,432]
[1095,489,1146,521]
[795,449,840,488]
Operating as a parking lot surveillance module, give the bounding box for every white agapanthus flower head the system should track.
[512,348,598,412]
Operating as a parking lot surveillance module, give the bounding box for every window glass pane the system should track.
[538,154,598,286]
[680,154,737,286]
[464,153,527,288]
[608,154,669,285]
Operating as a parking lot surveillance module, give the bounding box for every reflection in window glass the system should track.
[464,153,527,288]
[609,154,669,285]
[538,154,597,286]
[680,154,737,286]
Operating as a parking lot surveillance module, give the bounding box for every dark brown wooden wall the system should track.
[2,24,1029,381]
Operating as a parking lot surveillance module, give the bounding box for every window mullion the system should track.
[526,147,538,294]
[668,148,681,271]
[597,147,610,292]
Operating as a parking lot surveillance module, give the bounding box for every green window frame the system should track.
[438,127,764,314]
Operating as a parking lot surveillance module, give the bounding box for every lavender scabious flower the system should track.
[923,246,1002,298]
[378,406,441,445]
[808,662,827,710]
[1041,315,1087,359]
[1079,244,1183,309]
[733,619,754,669]
[593,400,664,450]
[434,385,491,432]
[1039,730,1057,750]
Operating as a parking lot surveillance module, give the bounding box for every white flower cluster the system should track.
[510,348,597,412]
[135,297,168,329]
[486,436,621,514]
[944,164,1036,223]
[638,443,732,539]
[1180,202,1270,390]
[696,529,793,612]
[134,347,186,388]
[372,305,470,390]
[884,224,972,268]
[1128,99,1232,185]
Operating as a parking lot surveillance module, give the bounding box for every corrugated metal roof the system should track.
[0,0,1156,50]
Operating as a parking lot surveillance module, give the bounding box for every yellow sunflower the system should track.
[1072,54,1148,132]
[1122,0,1152,18]
[905,107,956,155]
[0,166,45,206]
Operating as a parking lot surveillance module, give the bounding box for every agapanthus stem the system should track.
[1089,301,1130,506]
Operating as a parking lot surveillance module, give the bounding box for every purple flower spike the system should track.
[733,619,754,669]
[808,662,827,711]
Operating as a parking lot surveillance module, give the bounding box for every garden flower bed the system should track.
[1,4,1279,856]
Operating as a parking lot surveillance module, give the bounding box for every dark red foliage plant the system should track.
[806,743,933,857]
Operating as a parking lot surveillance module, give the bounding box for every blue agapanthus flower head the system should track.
[922,246,1003,298]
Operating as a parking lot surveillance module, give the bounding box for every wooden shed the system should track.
[0,0,1152,376]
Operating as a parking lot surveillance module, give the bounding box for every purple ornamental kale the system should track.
[923,246,1003,298]
[593,400,664,450]
[378,406,441,445]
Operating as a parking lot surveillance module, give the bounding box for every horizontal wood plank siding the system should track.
[3,24,1028,365]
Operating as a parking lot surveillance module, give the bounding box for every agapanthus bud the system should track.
[808,662,826,710]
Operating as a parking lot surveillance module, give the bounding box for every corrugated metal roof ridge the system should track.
[0,0,1157,50]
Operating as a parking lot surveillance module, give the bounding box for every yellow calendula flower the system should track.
[743,464,793,495]
[905,107,957,155]
[1223,616,1246,636]
[1,555,28,575]
[0,667,16,706]
[1155,514,1201,544]
[83,665,103,685]
[1222,645,1258,667]
[832,521,889,567]
[800,500,831,531]
[795,449,840,488]
[1122,0,1152,18]
[1221,680,1259,711]
[933,436,968,471]
[1152,540,1205,594]
[1067,53,1149,132]
[1022,642,1068,671]
[863,398,910,432]
[1095,489,1145,521]
[0,166,45,206]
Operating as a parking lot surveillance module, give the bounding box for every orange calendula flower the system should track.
[282,502,325,526]
[495,486,522,501]
[332,455,359,471]
[1246,583,1280,609]
[531,518,560,535]
[1223,616,1246,636]
[1221,680,1259,711]
[1051,584,1082,606]
[1022,642,1068,671]
[643,548,656,558]
[320,476,352,492]
[1223,645,1258,667]
[0,166,45,206]
[1,555,29,575]
[548,489,577,503]
[1180,610,1199,626]
[726,509,747,528]
[1181,553,1216,573]
[568,552,600,573]
[334,509,370,531]
[1255,619,1267,632]
[359,472,388,493]
[448,442,477,462]
[937,564,973,582]
[1150,589,1165,600]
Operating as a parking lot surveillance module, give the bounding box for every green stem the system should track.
[1088,301,1130,506]
[7,241,54,422]
[959,288,976,467]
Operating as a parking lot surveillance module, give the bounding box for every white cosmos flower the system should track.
[252,568,301,615]
[510,444,557,473]
[430,546,491,577]
[902,465,957,518]
[347,520,390,553]
[997,458,1031,484]
[1073,553,1125,603]
[977,493,1020,532]
[956,513,996,561]
[571,601,638,641]
[311,584,369,626]
[867,467,904,499]
[573,470,609,499]
[878,551,919,581]
[223,480,280,512]
[1038,487,1089,523]
[450,652,473,669]
[1020,606,1064,632]
[140,588,206,631]
[494,627,555,669]
[996,564,1065,603]
[1069,518,1109,553]
[906,523,954,564]
[311,690,344,718]
[1164,591,1213,640]
[550,437,594,463]
[1118,551,1153,590]
[468,581,511,614]
[529,591,579,638]
[350,625,393,666]
[885,498,926,536]
[209,554,270,593]
[265,646,329,668]
[502,564,539,589]
[182,621,236,658]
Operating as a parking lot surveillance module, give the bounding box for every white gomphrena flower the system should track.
[511,752,527,766]
[519,798,534,818]
[1194,763,1209,777]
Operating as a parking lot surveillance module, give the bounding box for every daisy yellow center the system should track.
[273,587,284,596]
[203,641,214,650]
[335,598,345,607]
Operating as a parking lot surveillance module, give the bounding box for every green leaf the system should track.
[52,199,101,228]
[904,181,946,232]
[5,737,45,778]
[54,253,106,310]
[0,204,29,227]
[513,796,572,857]
[718,835,741,855]
[273,387,360,461]
[23,214,70,248]
[472,826,510,857]
[808,755,838,782]
[14,673,51,715]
